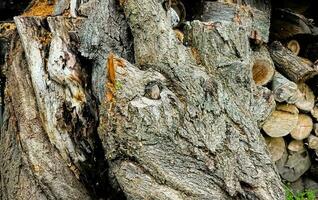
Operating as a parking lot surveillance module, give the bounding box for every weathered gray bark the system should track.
[0,0,284,199]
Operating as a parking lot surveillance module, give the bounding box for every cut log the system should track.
[271,8,312,40]
[314,123,318,136]
[276,149,311,182]
[271,71,300,104]
[262,109,298,137]
[295,83,315,112]
[290,114,313,140]
[288,140,305,152]
[269,41,318,83]
[265,137,286,162]
[308,135,318,150]
[276,103,299,114]
[311,105,318,120]
[287,39,300,56]
[252,46,275,86]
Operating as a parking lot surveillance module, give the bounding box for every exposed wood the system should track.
[290,114,313,140]
[276,103,299,114]
[295,83,315,112]
[262,109,298,137]
[271,71,300,104]
[287,39,300,56]
[308,135,318,150]
[269,41,318,83]
[252,46,275,86]
[288,140,305,152]
[314,123,318,136]
[265,137,286,162]
[311,104,318,120]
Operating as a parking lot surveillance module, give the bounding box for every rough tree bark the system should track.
[0,0,284,199]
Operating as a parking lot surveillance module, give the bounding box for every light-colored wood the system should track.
[287,40,300,56]
[276,104,299,114]
[271,71,300,104]
[263,110,298,137]
[311,105,318,120]
[295,83,315,112]
[288,140,305,152]
[290,114,313,140]
[265,137,286,162]
[252,46,275,86]
[314,123,318,136]
[308,135,318,150]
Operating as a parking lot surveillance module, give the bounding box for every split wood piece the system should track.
[265,137,286,162]
[200,1,270,43]
[276,148,311,182]
[308,135,318,150]
[295,83,315,112]
[262,109,298,137]
[270,41,318,83]
[314,123,318,136]
[271,8,312,40]
[271,72,300,104]
[287,40,300,56]
[276,104,299,114]
[290,114,313,140]
[252,46,275,86]
[311,105,318,120]
[288,140,305,152]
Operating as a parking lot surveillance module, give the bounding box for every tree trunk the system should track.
[0,0,284,199]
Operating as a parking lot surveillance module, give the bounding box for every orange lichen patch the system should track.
[190,47,202,65]
[0,23,16,32]
[174,29,184,43]
[23,0,56,17]
[73,90,85,103]
[118,0,127,6]
[105,52,126,102]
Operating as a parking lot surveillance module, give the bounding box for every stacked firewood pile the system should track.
[255,0,318,188]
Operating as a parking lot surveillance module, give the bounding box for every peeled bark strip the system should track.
[265,137,286,162]
[290,114,313,140]
[252,46,275,86]
[295,83,315,112]
[288,140,305,152]
[271,72,300,104]
[96,0,284,199]
[270,41,318,83]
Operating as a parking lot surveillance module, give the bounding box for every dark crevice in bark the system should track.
[75,52,127,200]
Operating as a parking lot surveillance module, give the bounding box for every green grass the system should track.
[285,185,316,200]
